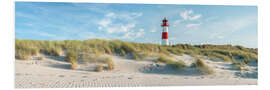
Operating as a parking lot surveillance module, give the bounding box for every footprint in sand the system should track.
[162,77,168,79]
[58,75,65,77]
[15,73,22,76]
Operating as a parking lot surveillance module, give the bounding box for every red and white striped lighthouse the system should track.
[161,17,169,45]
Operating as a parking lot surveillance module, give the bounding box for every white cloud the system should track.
[97,12,144,39]
[105,12,116,18]
[209,33,224,39]
[132,12,143,17]
[135,28,145,37]
[98,19,111,28]
[118,12,143,20]
[120,23,136,32]
[105,23,136,33]
[98,26,102,30]
[205,16,256,40]
[122,28,145,39]
[180,9,202,21]
[189,14,202,21]
[185,23,202,28]
[150,29,156,32]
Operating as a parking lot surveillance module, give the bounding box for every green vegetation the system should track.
[15,38,257,66]
[191,59,215,75]
[231,61,249,71]
[105,57,114,70]
[66,50,78,69]
[157,55,186,71]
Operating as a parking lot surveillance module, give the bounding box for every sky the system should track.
[15,2,258,48]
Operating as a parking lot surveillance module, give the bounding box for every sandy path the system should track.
[15,55,257,88]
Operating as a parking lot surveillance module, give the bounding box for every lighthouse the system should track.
[161,17,169,45]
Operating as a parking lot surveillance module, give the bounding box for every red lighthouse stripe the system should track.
[162,32,168,39]
[161,23,169,27]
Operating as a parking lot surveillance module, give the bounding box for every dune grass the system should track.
[96,64,103,72]
[66,50,78,69]
[191,59,215,75]
[15,38,257,65]
[132,52,148,61]
[105,57,114,70]
[157,55,186,71]
[231,61,249,71]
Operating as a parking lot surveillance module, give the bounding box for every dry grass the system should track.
[70,63,78,69]
[96,64,103,72]
[15,50,32,60]
[105,57,114,70]
[157,55,186,71]
[132,52,148,61]
[191,59,215,75]
[66,50,78,69]
[15,38,257,65]
[232,62,247,71]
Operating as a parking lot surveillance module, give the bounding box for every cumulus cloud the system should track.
[180,9,202,21]
[98,19,111,28]
[122,28,145,39]
[105,23,136,33]
[189,14,202,21]
[97,12,145,40]
[185,23,202,28]
[135,28,145,37]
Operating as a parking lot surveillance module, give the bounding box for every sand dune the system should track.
[15,54,257,88]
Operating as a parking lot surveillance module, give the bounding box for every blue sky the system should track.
[15,2,258,48]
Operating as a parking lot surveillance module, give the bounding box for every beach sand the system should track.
[15,55,257,88]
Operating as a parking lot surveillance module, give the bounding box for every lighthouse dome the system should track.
[162,18,168,22]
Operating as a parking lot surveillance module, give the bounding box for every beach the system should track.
[15,55,257,88]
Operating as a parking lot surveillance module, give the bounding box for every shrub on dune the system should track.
[167,60,186,71]
[232,62,247,71]
[167,48,184,56]
[157,55,186,71]
[191,59,215,75]
[31,48,39,56]
[132,52,148,61]
[15,49,32,60]
[43,47,62,56]
[66,50,78,69]
[96,64,103,72]
[157,54,173,63]
[105,57,114,70]
[214,53,231,62]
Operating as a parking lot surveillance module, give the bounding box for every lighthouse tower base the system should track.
[162,39,169,45]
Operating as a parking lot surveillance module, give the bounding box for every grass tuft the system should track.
[66,50,78,69]
[105,57,114,70]
[232,62,247,71]
[96,64,103,72]
[157,55,186,71]
[132,52,148,61]
[191,59,215,75]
